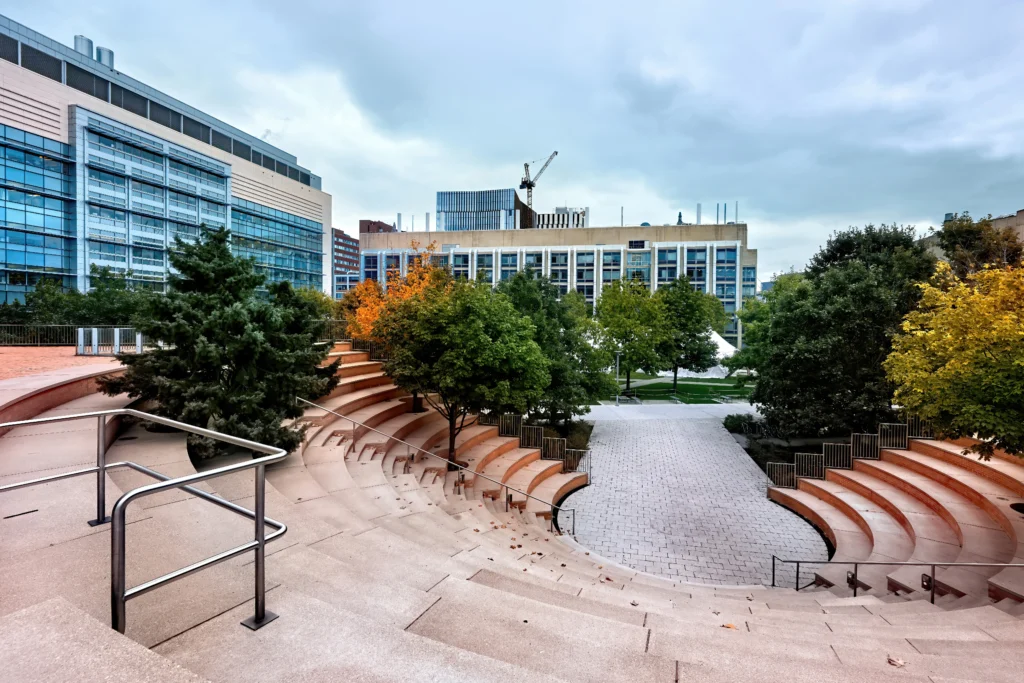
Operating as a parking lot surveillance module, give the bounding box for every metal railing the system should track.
[563,448,591,480]
[350,339,390,362]
[0,409,288,634]
[520,425,544,449]
[851,433,880,460]
[823,443,853,470]
[499,414,524,438]
[542,436,567,462]
[879,422,909,450]
[767,462,796,488]
[298,398,579,536]
[794,452,824,479]
[0,324,79,346]
[770,555,1024,603]
[76,327,145,356]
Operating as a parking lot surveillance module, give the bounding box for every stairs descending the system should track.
[2,348,1024,682]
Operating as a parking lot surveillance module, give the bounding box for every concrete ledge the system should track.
[0,364,124,438]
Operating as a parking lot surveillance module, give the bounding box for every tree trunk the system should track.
[673,364,678,394]
[412,389,423,413]
[626,368,631,392]
[447,412,458,471]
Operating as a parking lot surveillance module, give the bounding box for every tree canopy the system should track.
[654,276,723,392]
[737,225,935,437]
[885,263,1024,458]
[376,278,550,465]
[596,278,669,391]
[0,266,152,325]
[100,227,338,459]
[497,271,615,424]
[935,212,1023,278]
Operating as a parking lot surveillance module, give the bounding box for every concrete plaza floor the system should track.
[565,404,828,586]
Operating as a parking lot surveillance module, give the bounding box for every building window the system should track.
[452,253,470,279]
[742,266,757,282]
[363,254,379,282]
[476,253,493,283]
[575,252,595,284]
[385,254,400,278]
[550,252,569,293]
[715,282,736,298]
[716,247,737,264]
[657,248,677,283]
[602,251,621,285]
[500,253,518,281]
[525,251,543,274]
[716,265,736,281]
[628,240,646,250]
[625,251,651,285]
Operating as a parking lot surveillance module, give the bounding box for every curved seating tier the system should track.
[3,349,1024,682]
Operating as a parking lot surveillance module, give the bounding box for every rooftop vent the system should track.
[73,35,93,57]
[95,46,114,69]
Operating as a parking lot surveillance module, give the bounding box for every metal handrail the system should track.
[770,555,1024,603]
[298,398,579,536]
[0,409,289,633]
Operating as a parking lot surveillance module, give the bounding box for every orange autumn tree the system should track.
[343,241,442,340]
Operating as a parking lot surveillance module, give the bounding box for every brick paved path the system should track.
[566,417,828,586]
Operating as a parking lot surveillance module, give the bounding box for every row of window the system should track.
[1,35,315,187]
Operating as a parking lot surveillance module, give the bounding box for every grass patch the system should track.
[629,381,753,400]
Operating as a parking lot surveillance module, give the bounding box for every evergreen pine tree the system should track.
[100,227,338,459]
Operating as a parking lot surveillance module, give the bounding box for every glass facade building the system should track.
[0,16,329,303]
[436,188,536,231]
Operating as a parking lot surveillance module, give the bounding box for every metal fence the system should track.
[795,452,825,479]
[313,319,347,343]
[1,324,83,346]
[76,327,146,356]
[350,339,390,362]
[878,423,909,450]
[542,437,566,462]
[904,414,934,439]
[823,443,853,469]
[851,433,880,460]
[477,412,499,427]
[563,448,591,479]
[499,414,523,438]
[767,462,796,488]
[520,425,544,449]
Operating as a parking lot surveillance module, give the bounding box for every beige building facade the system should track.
[360,223,757,347]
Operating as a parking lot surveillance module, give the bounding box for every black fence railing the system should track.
[0,324,80,346]
[350,339,390,362]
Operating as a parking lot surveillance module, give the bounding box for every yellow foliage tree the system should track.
[342,241,441,341]
[884,262,1024,458]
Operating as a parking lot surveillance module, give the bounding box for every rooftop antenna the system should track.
[716,203,720,223]
[735,201,739,223]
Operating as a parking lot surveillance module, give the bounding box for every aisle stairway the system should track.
[1,345,1024,682]
[769,433,1024,604]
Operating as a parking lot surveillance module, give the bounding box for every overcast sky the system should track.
[8,0,1024,277]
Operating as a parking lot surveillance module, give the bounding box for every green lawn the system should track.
[626,381,753,402]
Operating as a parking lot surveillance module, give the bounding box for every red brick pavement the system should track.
[0,347,118,381]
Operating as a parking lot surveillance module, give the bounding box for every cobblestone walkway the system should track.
[565,417,828,586]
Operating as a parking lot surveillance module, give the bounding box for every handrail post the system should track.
[853,564,858,597]
[771,555,776,588]
[89,415,110,526]
[111,500,127,633]
[795,562,800,591]
[930,565,936,604]
[242,463,278,630]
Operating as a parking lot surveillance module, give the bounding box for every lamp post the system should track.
[615,351,622,406]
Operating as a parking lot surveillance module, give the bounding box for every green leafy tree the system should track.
[497,272,615,425]
[655,276,722,393]
[740,225,934,437]
[935,212,1024,278]
[726,272,804,375]
[0,266,149,325]
[100,227,338,459]
[596,278,669,391]
[376,279,550,466]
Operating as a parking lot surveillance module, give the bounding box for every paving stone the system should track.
[563,417,828,585]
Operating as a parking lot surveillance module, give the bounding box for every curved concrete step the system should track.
[526,472,590,517]
[475,448,541,497]
[826,468,962,595]
[505,458,564,505]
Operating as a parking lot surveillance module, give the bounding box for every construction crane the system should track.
[520,151,558,208]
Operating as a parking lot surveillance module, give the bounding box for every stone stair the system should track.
[2,360,1024,682]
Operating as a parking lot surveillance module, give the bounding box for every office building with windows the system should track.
[360,223,757,347]
[0,15,332,303]
[436,188,536,231]
[331,228,359,299]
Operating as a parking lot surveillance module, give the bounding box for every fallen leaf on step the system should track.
[561,564,567,567]
[473,529,480,532]
[746,596,753,601]
[712,611,720,616]
[604,577,614,582]
[585,552,590,556]
[722,624,737,630]
[510,545,517,549]
[630,600,640,607]
[887,655,906,669]
[598,565,603,569]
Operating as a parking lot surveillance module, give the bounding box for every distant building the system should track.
[359,219,396,234]
[760,281,774,294]
[991,209,1024,243]
[361,222,757,348]
[0,15,331,303]
[535,207,590,229]
[333,272,360,299]
[331,228,359,299]
[436,189,536,231]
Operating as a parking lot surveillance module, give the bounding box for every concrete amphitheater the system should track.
[1,341,1023,682]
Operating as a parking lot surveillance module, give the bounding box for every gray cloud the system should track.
[8,0,1024,276]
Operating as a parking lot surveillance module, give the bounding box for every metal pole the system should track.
[795,562,800,591]
[89,416,110,526]
[853,565,858,597]
[771,555,776,587]
[111,501,126,633]
[92,327,98,355]
[930,565,936,604]
[615,351,621,406]
[242,463,277,629]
